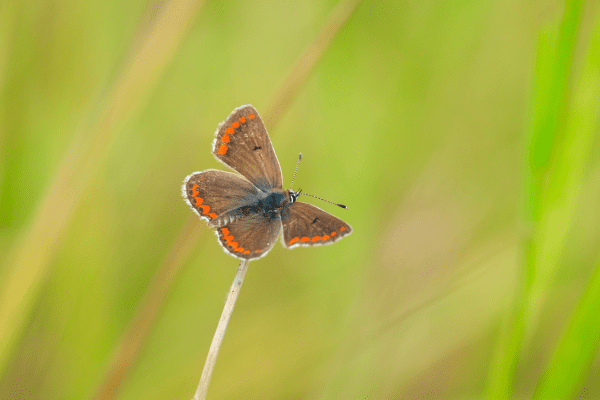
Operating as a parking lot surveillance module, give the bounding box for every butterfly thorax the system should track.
[259,190,288,211]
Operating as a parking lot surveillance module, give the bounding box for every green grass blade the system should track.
[487,0,587,397]
[534,259,600,398]
[534,10,600,397]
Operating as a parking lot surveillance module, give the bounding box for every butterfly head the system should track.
[288,189,301,204]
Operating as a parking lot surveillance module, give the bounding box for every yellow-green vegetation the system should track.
[1,0,599,399]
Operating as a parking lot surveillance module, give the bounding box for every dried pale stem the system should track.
[192,259,250,400]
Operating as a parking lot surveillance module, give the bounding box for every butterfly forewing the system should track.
[182,170,260,223]
[216,213,281,260]
[212,105,283,192]
[281,202,352,248]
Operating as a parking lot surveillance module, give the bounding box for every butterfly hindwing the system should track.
[281,202,352,248]
[212,105,283,192]
[182,169,260,224]
[215,213,282,260]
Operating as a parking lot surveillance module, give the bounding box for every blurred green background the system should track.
[2,0,600,398]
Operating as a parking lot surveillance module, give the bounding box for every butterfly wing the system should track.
[182,169,259,224]
[212,105,283,192]
[215,213,281,260]
[280,202,352,248]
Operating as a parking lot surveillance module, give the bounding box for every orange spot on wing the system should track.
[218,144,228,155]
[232,121,240,128]
[194,197,203,206]
[222,134,230,142]
[229,242,239,248]
[221,228,230,236]
[248,114,255,119]
[209,213,217,219]
[192,190,199,197]
[225,127,234,135]
[192,184,199,190]
[289,237,300,245]
[200,205,210,215]
[236,247,244,253]
[331,231,337,237]
[239,116,246,123]
[243,250,250,255]
[225,235,234,242]
[300,237,310,243]
[312,236,321,242]
[340,227,346,231]
[322,235,330,240]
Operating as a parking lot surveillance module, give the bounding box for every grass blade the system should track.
[487,0,588,397]
[534,259,600,398]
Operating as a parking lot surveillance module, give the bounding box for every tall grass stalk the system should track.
[488,0,593,397]
[533,9,600,397]
[192,259,250,400]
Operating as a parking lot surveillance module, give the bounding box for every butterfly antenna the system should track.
[299,192,348,209]
[289,153,302,189]
[289,153,348,209]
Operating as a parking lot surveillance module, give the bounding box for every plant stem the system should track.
[192,259,250,400]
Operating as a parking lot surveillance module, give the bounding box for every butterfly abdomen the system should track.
[209,190,289,229]
[208,212,236,228]
[208,206,255,228]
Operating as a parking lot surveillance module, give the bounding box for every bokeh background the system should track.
[1,0,600,399]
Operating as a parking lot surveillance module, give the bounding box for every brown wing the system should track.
[280,202,352,248]
[214,213,281,260]
[212,105,283,192]
[182,169,259,224]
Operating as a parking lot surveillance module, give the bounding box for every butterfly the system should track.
[182,105,352,260]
